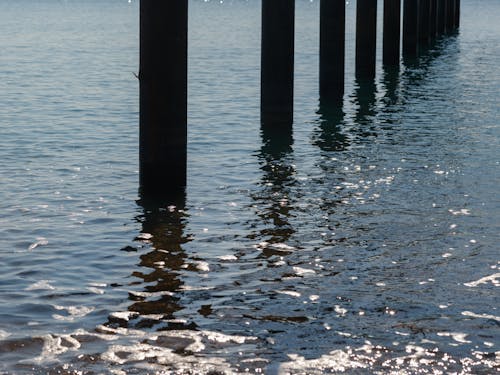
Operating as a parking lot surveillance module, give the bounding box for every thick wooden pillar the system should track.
[455,0,460,28]
[445,0,455,32]
[383,0,401,67]
[429,0,437,38]
[403,0,420,57]
[320,0,345,103]
[437,0,445,34]
[356,0,377,80]
[261,0,295,124]
[418,0,430,46]
[139,0,188,196]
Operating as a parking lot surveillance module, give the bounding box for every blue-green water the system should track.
[0,0,499,373]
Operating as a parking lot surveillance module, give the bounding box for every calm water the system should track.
[1,0,499,373]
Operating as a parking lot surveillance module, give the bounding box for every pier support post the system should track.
[429,0,437,39]
[455,0,460,28]
[261,0,295,124]
[445,0,455,32]
[403,0,420,57]
[437,0,445,34]
[356,0,377,80]
[418,0,430,46]
[383,0,401,67]
[139,0,188,196]
[320,0,345,103]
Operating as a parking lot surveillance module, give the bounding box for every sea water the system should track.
[0,0,499,373]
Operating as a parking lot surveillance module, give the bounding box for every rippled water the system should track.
[1,0,499,373]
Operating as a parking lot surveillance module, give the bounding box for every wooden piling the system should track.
[139,0,188,196]
[403,0,420,57]
[261,0,295,124]
[418,0,430,45]
[454,0,460,29]
[429,0,437,38]
[356,0,377,80]
[320,0,345,103]
[383,0,401,67]
[445,0,455,32]
[437,0,445,34]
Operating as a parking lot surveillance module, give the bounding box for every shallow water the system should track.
[0,0,499,373]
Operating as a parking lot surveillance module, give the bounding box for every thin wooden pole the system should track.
[356,0,377,80]
[139,0,188,196]
[261,0,295,124]
[383,0,401,67]
[320,0,345,103]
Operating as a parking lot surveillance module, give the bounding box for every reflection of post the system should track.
[139,1,188,197]
[381,67,401,106]
[314,101,347,152]
[354,79,377,128]
[383,0,401,67]
[261,0,295,125]
[128,194,189,325]
[320,0,345,104]
[356,0,377,80]
[254,120,296,251]
[403,0,420,57]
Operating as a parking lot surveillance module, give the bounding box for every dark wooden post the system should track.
[261,0,295,124]
[320,0,345,103]
[356,0,377,80]
[437,0,445,34]
[454,0,460,29]
[139,0,188,196]
[383,0,401,67]
[445,0,455,32]
[429,0,437,38]
[418,0,430,46]
[403,0,420,57]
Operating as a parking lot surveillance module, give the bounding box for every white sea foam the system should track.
[464,273,500,287]
[462,311,500,322]
[28,237,48,251]
[52,305,95,322]
[293,266,316,276]
[279,349,367,374]
[25,280,55,291]
[0,329,11,339]
[276,290,301,297]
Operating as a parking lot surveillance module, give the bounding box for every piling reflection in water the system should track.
[351,79,378,141]
[381,66,402,107]
[105,193,190,331]
[250,120,296,255]
[313,101,348,153]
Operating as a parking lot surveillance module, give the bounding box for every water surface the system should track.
[0,0,499,373]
